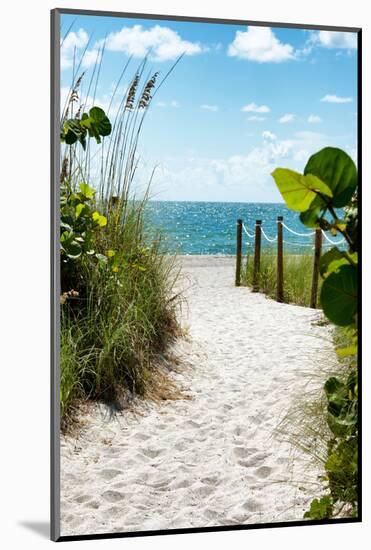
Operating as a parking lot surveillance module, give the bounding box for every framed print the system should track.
[51,8,361,541]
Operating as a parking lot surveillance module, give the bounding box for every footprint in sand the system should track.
[84,500,100,509]
[233,446,258,459]
[254,466,273,478]
[133,432,151,442]
[74,494,91,504]
[239,456,267,468]
[188,420,204,429]
[243,498,263,512]
[102,490,124,503]
[191,483,215,498]
[172,478,192,489]
[201,474,221,486]
[100,468,122,480]
[140,448,163,460]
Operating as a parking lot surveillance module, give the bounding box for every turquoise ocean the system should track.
[146,201,343,256]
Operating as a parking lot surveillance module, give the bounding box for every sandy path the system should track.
[60,255,334,536]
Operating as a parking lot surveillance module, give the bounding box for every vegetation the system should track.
[243,252,317,307]
[60,58,181,427]
[271,147,358,519]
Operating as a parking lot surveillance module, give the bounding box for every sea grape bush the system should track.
[272,147,358,519]
[60,106,112,295]
[61,106,112,150]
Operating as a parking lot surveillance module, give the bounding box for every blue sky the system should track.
[60,14,358,202]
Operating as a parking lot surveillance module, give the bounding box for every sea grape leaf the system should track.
[320,265,357,326]
[92,211,107,227]
[61,119,87,149]
[324,376,344,397]
[299,195,327,227]
[75,203,88,218]
[304,147,357,208]
[300,207,321,227]
[79,182,95,200]
[64,241,82,259]
[319,247,346,277]
[304,496,333,520]
[271,168,333,212]
[89,107,112,136]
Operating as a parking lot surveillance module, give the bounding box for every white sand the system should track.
[60,255,335,536]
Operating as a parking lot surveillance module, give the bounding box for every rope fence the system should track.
[241,222,344,249]
[235,216,346,308]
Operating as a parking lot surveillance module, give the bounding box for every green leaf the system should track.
[319,247,346,277]
[79,183,95,199]
[60,229,73,245]
[304,147,357,208]
[92,211,107,227]
[300,207,321,227]
[320,265,357,326]
[60,220,73,232]
[299,195,326,227]
[75,203,88,218]
[324,376,344,397]
[61,119,87,149]
[336,345,357,358]
[65,241,82,259]
[271,168,333,212]
[89,106,106,121]
[89,107,112,137]
[304,496,333,520]
[79,112,91,129]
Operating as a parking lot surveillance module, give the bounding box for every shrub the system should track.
[59,56,181,424]
[271,147,358,519]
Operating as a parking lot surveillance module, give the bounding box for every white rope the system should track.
[321,230,346,245]
[261,227,277,243]
[242,223,254,239]
[281,221,315,238]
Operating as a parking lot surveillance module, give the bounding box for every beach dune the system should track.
[60,255,334,536]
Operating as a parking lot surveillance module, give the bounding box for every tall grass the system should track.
[60,46,182,427]
[275,325,357,516]
[242,252,320,307]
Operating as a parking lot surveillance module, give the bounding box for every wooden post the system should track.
[277,216,284,302]
[310,229,322,308]
[235,219,242,287]
[252,220,262,292]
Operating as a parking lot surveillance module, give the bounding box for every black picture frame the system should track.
[51,7,362,542]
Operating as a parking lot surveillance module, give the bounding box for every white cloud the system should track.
[262,130,277,140]
[157,100,179,108]
[102,24,203,61]
[152,137,294,201]
[321,94,353,104]
[242,102,270,113]
[247,116,266,121]
[279,113,295,123]
[81,49,102,69]
[146,128,355,201]
[308,114,322,124]
[315,31,357,49]
[228,26,295,62]
[201,104,219,112]
[61,28,89,69]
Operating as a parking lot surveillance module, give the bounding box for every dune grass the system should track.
[275,325,357,518]
[242,252,320,307]
[60,51,182,427]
